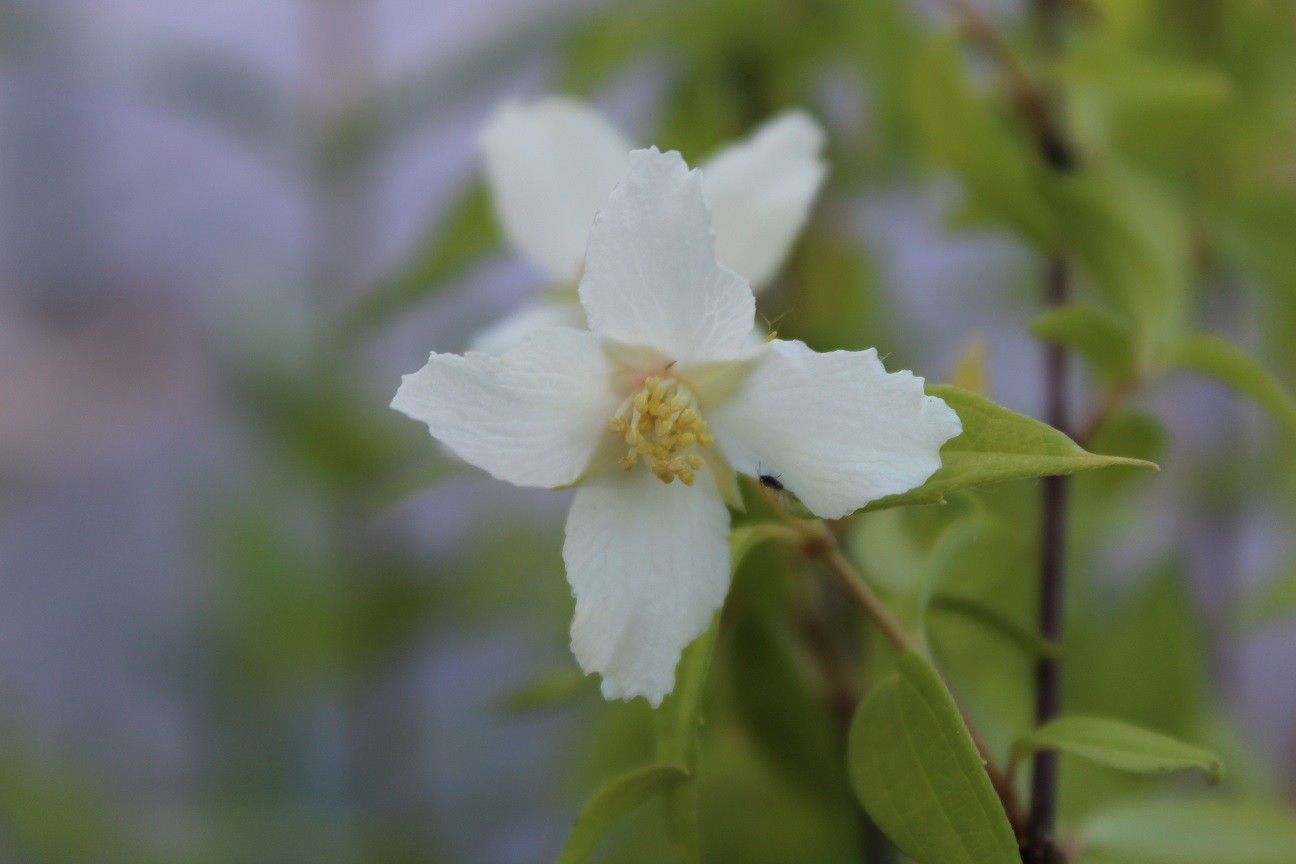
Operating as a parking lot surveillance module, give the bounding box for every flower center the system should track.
[607,376,714,485]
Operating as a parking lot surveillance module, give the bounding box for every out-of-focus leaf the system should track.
[1062,567,1213,822]
[784,233,884,353]
[496,666,593,714]
[657,619,715,767]
[1031,305,1137,390]
[729,614,841,797]
[728,523,797,576]
[0,749,150,864]
[1078,799,1296,864]
[948,339,989,395]
[208,508,341,690]
[1044,164,1189,361]
[658,524,793,766]
[231,359,409,492]
[1014,716,1223,783]
[347,182,501,333]
[1240,567,1296,630]
[847,649,1019,864]
[913,33,1058,251]
[864,385,1157,512]
[1055,39,1232,108]
[1074,409,1168,505]
[929,594,1061,659]
[556,764,690,864]
[1173,333,1296,438]
[654,523,792,860]
[926,519,1036,760]
[558,9,660,93]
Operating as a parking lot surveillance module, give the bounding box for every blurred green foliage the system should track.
[17,0,1296,862]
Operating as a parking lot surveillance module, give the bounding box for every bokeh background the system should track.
[2,0,1295,862]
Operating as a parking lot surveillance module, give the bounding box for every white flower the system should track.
[471,95,828,354]
[393,149,961,706]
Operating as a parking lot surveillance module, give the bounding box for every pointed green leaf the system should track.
[557,764,690,864]
[496,666,592,714]
[929,594,1061,659]
[1079,799,1296,864]
[1031,305,1137,390]
[1014,716,1222,783]
[848,649,1019,864]
[865,385,1157,512]
[1174,333,1296,438]
[347,181,500,333]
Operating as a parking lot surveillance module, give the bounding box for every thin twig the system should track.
[1075,377,1141,448]
[946,0,1075,170]
[757,484,1031,841]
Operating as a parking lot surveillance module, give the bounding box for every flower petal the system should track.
[708,339,962,519]
[480,97,632,282]
[392,327,615,488]
[702,111,827,290]
[579,148,756,365]
[564,467,731,706]
[467,298,586,355]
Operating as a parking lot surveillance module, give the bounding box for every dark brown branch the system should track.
[947,0,1075,171]
[1027,1,1074,861]
[941,2,1078,860]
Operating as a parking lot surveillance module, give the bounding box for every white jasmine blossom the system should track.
[472,95,827,353]
[393,149,960,706]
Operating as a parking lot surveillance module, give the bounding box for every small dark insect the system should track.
[758,473,784,492]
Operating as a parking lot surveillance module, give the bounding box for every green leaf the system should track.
[929,594,1061,659]
[1014,716,1223,783]
[848,649,1020,864]
[655,619,721,771]
[556,764,691,864]
[1079,799,1296,864]
[865,385,1157,512]
[496,666,592,714]
[727,524,798,577]
[1043,164,1189,360]
[346,181,501,333]
[1174,333,1296,438]
[913,33,1059,251]
[1241,567,1296,630]
[657,523,794,768]
[652,523,793,861]
[557,11,657,93]
[1055,39,1232,109]
[1031,305,1137,390]
[728,614,841,797]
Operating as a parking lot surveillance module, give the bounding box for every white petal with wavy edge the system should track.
[467,298,586,355]
[480,97,632,282]
[564,466,731,706]
[579,148,756,366]
[392,327,616,489]
[702,110,827,291]
[708,339,962,519]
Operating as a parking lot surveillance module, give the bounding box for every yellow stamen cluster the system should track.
[607,376,714,485]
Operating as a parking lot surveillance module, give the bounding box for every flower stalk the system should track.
[758,483,1032,843]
